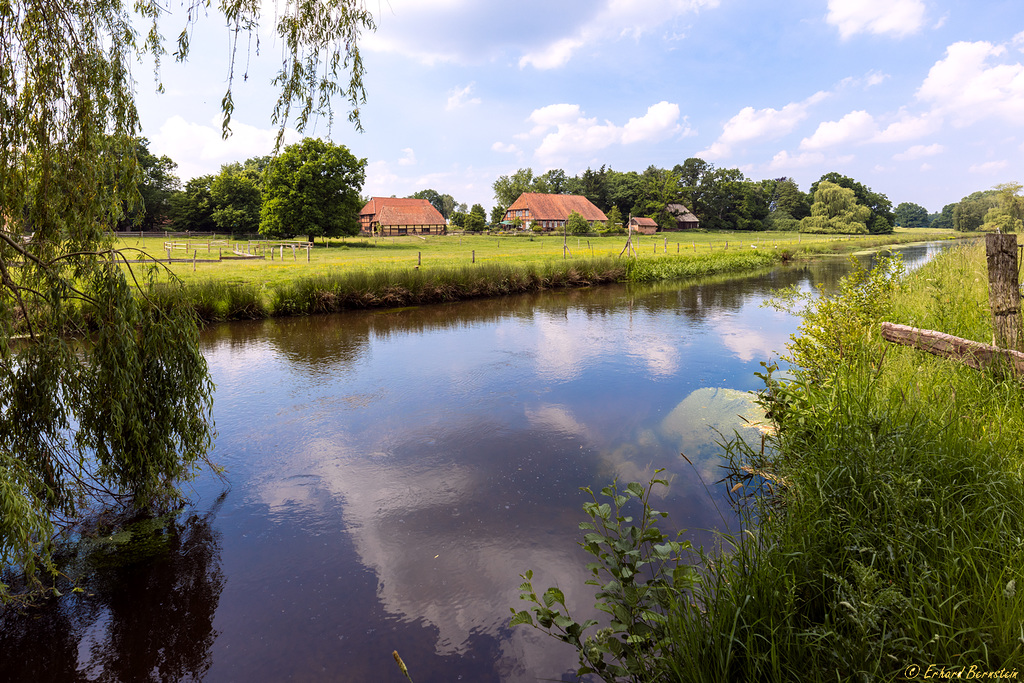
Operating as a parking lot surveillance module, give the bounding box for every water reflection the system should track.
[0,242,954,682]
[0,502,225,682]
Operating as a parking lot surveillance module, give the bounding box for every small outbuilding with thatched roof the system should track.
[629,217,658,235]
[665,204,699,231]
[502,193,607,231]
[359,197,447,236]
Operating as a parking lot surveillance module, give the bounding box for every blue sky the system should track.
[136,0,1024,214]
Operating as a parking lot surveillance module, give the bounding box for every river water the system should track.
[0,243,948,682]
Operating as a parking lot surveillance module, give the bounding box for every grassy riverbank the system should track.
[124,227,959,322]
[515,243,1024,680]
[669,244,1024,679]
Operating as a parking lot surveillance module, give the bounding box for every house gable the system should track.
[503,193,607,230]
[360,197,446,235]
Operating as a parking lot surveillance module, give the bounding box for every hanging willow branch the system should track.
[0,0,374,600]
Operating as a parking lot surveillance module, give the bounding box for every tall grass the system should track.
[660,244,1024,680]
[625,250,779,283]
[150,251,795,323]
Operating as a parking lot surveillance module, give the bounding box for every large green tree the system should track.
[493,168,541,211]
[169,176,217,232]
[981,182,1024,232]
[800,181,871,234]
[930,203,956,230]
[118,138,180,231]
[0,0,374,598]
[631,165,681,229]
[894,202,930,228]
[952,190,999,232]
[211,163,263,236]
[810,172,893,234]
[259,138,367,243]
[465,203,487,232]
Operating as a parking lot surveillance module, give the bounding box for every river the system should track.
[0,243,949,682]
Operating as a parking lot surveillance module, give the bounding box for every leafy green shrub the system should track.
[765,253,904,378]
[511,474,697,682]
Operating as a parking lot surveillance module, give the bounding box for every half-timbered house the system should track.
[359,198,447,236]
[502,193,607,231]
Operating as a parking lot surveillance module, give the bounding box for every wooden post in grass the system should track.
[986,233,1021,350]
[193,250,196,271]
[472,250,475,264]
[418,252,421,266]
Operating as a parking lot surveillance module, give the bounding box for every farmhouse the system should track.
[665,204,700,231]
[502,193,607,231]
[629,217,658,235]
[359,198,447,236]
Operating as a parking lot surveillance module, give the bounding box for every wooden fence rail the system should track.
[880,322,1024,375]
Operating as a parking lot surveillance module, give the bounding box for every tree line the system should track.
[489,162,900,235]
[133,137,1020,237]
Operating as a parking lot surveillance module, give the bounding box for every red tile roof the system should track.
[505,193,607,222]
[359,197,445,226]
[631,217,658,227]
[361,197,433,216]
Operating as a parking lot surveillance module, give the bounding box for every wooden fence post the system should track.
[986,233,1021,350]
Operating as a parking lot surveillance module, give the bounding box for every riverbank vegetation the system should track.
[515,242,1024,680]
[118,228,957,323]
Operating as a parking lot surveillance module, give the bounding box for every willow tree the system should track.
[0,0,374,598]
[799,181,871,234]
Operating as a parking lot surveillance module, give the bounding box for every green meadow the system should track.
[114,228,961,322]
[117,227,954,284]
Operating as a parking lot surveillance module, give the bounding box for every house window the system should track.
[398,227,407,235]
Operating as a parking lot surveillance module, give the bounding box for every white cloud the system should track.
[920,163,934,171]
[398,148,417,166]
[523,101,685,163]
[150,115,300,181]
[520,0,720,69]
[893,143,943,161]
[969,160,1009,174]
[873,111,943,143]
[865,71,888,87]
[622,102,688,143]
[491,142,520,154]
[917,41,1024,126]
[766,150,826,171]
[528,103,584,128]
[826,0,927,40]
[701,91,828,159]
[520,37,586,70]
[1014,31,1024,51]
[364,160,400,197]
[446,83,482,111]
[799,110,877,150]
